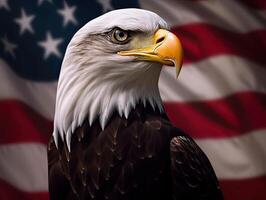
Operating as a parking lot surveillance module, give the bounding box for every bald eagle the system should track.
[48,8,223,200]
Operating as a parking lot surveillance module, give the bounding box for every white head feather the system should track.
[53,8,169,150]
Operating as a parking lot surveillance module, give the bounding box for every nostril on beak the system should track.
[155,36,165,44]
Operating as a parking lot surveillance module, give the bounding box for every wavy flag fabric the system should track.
[0,0,265,199]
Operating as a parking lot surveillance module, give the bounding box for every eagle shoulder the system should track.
[170,135,224,200]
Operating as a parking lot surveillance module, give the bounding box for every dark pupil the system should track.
[118,31,125,39]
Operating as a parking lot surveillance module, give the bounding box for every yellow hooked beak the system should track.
[118,29,183,77]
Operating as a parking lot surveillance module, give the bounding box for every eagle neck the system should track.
[53,62,164,150]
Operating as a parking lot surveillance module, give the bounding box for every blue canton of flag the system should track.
[0,0,139,81]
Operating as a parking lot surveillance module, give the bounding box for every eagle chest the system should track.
[49,110,175,200]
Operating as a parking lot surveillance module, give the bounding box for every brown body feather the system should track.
[48,103,223,200]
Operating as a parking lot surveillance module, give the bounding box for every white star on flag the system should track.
[57,1,77,27]
[38,32,63,59]
[1,36,17,57]
[97,0,113,13]
[0,0,9,10]
[14,9,35,35]
[38,0,52,6]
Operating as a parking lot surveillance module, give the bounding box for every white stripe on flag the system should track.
[140,0,266,32]
[0,143,48,192]
[0,59,56,120]
[159,55,266,102]
[196,129,266,179]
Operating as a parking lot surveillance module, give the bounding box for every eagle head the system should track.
[53,8,183,150]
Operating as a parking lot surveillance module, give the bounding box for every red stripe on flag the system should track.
[180,0,266,10]
[238,0,266,10]
[220,176,266,200]
[0,179,49,200]
[172,23,266,65]
[0,100,52,145]
[164,92,266,138]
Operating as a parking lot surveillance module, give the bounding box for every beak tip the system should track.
[174,60,182,78]
[176,69,181,78]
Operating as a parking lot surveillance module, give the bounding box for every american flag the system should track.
[0,0,265,199]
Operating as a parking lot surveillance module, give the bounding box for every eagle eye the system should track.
[110,28,130,44]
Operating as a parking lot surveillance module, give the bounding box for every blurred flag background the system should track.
[0,0,265,199]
